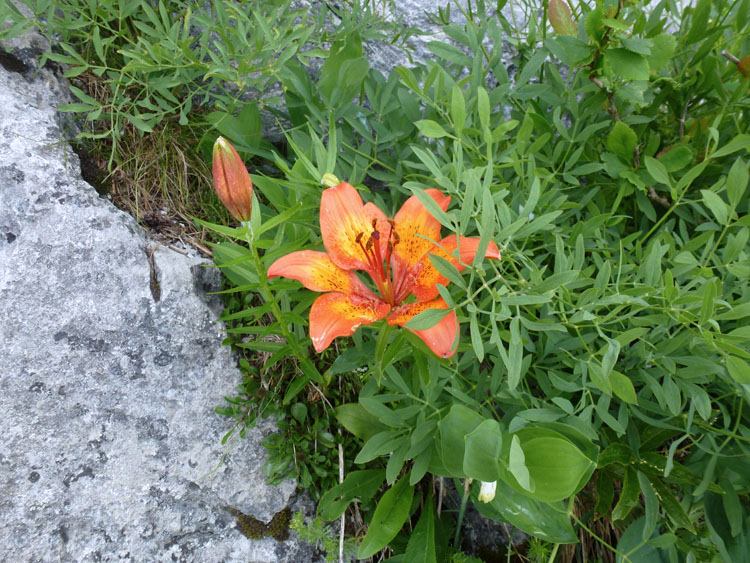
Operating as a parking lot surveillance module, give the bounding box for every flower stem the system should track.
[242,224,323,387]
[453,478,472,547]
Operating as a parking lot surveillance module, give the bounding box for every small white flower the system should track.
[478,480,497,503]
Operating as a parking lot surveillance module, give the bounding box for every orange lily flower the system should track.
[267,183,501,358]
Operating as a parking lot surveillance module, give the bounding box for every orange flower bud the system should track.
[212,136,253,222]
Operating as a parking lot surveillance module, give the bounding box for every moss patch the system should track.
[228,506,291,541]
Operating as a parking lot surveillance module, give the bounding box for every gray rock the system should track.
[358,0,527,75]
[0,30,317,563]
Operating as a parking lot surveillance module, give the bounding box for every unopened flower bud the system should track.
[478,481,497,503]
[321,173,340,188]
[212,136,253,222]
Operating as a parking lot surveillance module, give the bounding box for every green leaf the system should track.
[451,85,466,133]
[644,156,671,186]
[408,184,452,228]
[438,405,484,477]
[548,0,576,36]
[711,134,750,159]
[595,469,615,516]
[621,37,652,55]
[404,307,453,331]
[701,190,729,225]
[638,472,658,540]
[475,479,578,543]
[463,419,504,482]
[516,49,548,88]
[726,158,748,209]
[470,313,484,363]
[355,431,403,464]
[611,370,638,405]
[601,338,621,378]
[507,317,523,390]
[319,32,366,104]
[606,122,637,162]
[685,0,711,45]
[612,467,639,520]
[657,145,693,172]
[616,517,665,562]
[358,473,414,559]
[124,113,154,133]
[211,242,257,286]
[477,86,490,131]
[426,41,473,66]
[601,17,631,31]
[647,476,695,533]
[502,428,595,502]
[647,34,677,70]
[509,434,533,492]
[598,443,632,467]
[429,254,465,289]
[334,403,387,440]
[58,102,98,113]
[404,493,437,563]
[318,469,385,521]
[517,436,592,501]
[416,119,450,139]
[290,402,307,423]
[719,475,743,539]
[716,302,750,321]
[726,355,750,384]
[604,49,650,81]
[207,104,263,150]
[585,8,605,42]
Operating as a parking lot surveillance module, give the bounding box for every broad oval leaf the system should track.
[438,405,484,477]
[416,119,449,139]
[501,428,596,502]
[463,419,504,482]
[473,479,578,543]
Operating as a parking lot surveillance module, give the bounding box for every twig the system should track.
[437,477,444,517]
[185,236,213,258]
[722,50,740,64]
[648,186,671,208]
[590,75,605,90]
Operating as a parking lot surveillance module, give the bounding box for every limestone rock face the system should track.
[0,41,315,563]
[360,0,527,76]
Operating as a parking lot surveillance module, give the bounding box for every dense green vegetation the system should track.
[4,0,749,560]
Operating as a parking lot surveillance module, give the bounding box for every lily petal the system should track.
[309,292,391,352]
[387,298,458,358]
[320,183,390,273]
[412,235,501,301]
[267,250,375,297]
[392,189,451,271]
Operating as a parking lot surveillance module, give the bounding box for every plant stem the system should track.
[453,478,472,547]
[244,226,289,335]
[242,224,323,385]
